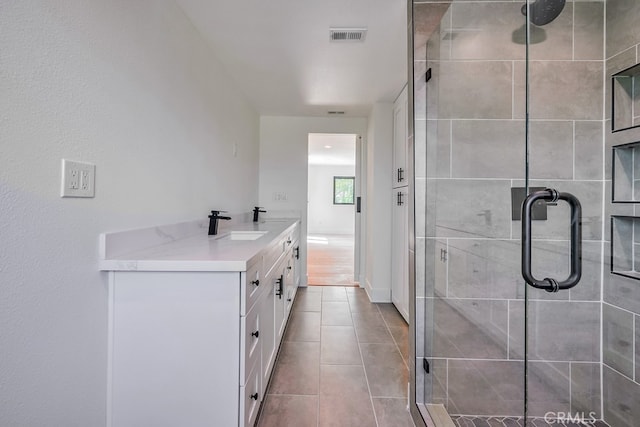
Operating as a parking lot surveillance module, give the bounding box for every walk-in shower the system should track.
[409,0,640,426]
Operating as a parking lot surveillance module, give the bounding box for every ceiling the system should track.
[308,133,356,166]
[175,0,408,117]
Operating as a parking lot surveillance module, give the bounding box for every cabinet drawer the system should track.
[263,238,286,277]
[291,225,300,246]
[239,359,261,427]
[241,260,262,315]
[240,303,261,385]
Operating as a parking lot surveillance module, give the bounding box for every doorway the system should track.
[307,133,359,287]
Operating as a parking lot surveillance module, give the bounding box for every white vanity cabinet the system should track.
[102,219,300,427]
[108,270,243,427]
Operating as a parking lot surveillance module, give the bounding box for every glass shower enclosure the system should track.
[411,0,640,425]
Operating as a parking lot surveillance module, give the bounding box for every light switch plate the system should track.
[61,159,95,198]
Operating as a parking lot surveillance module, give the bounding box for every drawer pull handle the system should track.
[275,276,283,299]
[250,393,259,401]
[251,279,260,287]
[251,330,259,338]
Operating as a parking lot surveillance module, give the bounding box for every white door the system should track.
[391,188,409,322]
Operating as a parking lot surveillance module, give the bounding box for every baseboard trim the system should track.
[364,279,391,303]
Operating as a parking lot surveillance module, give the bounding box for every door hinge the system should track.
[423,358,430,374]
[425,68,432,82]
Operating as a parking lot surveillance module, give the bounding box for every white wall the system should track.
[308,164,356,235]
[365,103,394,302]
[0,1,259,425]
[259,116,368,287]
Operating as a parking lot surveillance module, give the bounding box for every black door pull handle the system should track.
[521,188,582,292]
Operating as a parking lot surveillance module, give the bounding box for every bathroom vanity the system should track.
[99,217,301,427]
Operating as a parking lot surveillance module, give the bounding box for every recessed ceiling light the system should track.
[324,145,332,149]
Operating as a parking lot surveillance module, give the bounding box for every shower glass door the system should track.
[414,0,604,425]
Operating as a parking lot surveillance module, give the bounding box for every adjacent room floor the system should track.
[307,235,357,286]
[257,286,413,427]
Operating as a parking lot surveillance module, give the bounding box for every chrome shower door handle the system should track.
[521,188,582,292]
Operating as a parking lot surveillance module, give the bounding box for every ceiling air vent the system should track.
[329,28,367,42]
[328,111,345,115]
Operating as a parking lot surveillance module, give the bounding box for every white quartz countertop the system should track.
[99,218,299,272]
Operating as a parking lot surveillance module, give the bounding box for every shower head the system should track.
[521,0,566,26]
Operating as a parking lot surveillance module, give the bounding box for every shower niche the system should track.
[612,141,640,203]
[611,143,640,279]
[612,63,640,133]
[611,216,640,280]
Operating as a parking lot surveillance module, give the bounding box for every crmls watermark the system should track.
[543,411,598,424]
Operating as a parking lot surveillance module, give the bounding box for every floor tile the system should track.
[267,342,320,395]
[257,395,318,427]
[348,290,379,312]
[322,310,354,326]
[258,286,412,427]
[361,343,409,398]
[322,301,353,326]
[321,325,362,365]
[322,301,351,312]
[353,317,396,344]
[351,307,386,323]
[320,364,369,396]
[322,286,349,301]
[388,324,409,365]
[284,311,321,342]
[319,395,377,427]
[373,398,414,427]
[378,303,409,329]
[293,291,322,312]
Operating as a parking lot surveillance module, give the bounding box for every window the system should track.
[333,176,355,205]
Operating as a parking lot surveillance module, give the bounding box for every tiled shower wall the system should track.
[413,0,606,420]
[603,0,640,425]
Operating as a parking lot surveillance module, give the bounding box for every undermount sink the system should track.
[217,231,268,241]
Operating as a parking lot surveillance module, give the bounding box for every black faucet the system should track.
[208,210,231,235]
[253,206,266,222]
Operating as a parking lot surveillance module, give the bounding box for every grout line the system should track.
[571,120,576,181]
[569,362,573,413]
[512,60,515,120]
[379,304,411,371]
[572,0,575,61]
[633,314,636,385]
[350,290,381,427]
[449,120,453,179]
[603,362,640,386]
[445,358,449,410]
[507,299,510,358]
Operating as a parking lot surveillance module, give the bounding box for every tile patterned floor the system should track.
[256,286,414,427]
[451,416,610,427]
